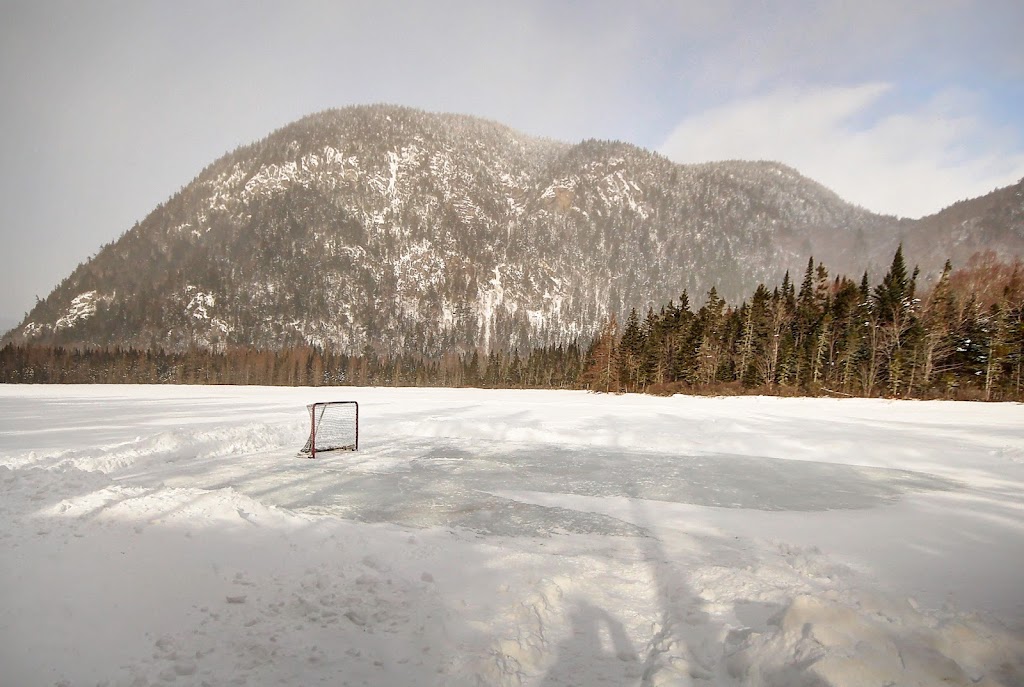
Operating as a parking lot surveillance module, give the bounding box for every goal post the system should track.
[299,401,359,458]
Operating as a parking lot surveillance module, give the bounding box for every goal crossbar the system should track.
[299,401,358,458]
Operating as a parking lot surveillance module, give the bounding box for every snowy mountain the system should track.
[900,176,1024,270]
[5,104,1022,355]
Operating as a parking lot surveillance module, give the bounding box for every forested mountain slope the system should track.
[5,105,1021,355]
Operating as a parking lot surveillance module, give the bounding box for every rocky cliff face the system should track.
[5,105,1020,355]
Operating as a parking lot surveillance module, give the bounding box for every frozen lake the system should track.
[1,385,1022,686]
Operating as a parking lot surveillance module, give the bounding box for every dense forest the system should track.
[0,343,584,390]
[584,248,1023,401]
[3,248,1022,401]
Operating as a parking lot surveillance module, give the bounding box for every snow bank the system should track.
[727,592,1024,687]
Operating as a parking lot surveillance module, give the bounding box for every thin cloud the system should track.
[659,84,1024,218]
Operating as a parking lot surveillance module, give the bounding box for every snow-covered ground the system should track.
[1,385,1022,686]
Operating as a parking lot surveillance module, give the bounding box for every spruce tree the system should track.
[641,307,662,388]
[618,308,646,391]
[874,244,912,325]
[795,257,823,388]
[695,288,726,386]
[874,245,920,395]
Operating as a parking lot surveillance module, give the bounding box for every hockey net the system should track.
[299,401,359,458]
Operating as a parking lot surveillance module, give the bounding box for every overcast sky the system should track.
[2,1,1023,321]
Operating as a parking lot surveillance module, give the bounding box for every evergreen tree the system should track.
[618,308,646,391]
[794,257,823,388]
[640,307,662,388]
[873,245,920,395]
[660,292,692,385]
[464,350,481,387]
[694,288,726,386]
[755,286,790,387]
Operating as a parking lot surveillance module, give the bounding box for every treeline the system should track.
[0,342,583,390]
[3,248,1022,401]
[581,248,1024,401]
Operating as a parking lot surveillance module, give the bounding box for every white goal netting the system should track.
[299,401,359,457]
